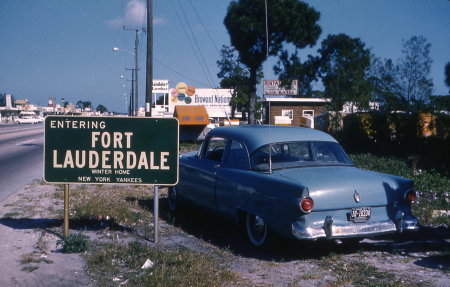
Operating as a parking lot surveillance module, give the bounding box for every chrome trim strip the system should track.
[291,217,419,240]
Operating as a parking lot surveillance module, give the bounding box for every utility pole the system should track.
[124,27,141,116]
[146,0,153,117]
[145,0,158,245]
[125,68,135,116]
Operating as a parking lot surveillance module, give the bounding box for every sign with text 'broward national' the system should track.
[44,116,179,185]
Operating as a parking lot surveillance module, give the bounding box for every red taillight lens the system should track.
[405,190,417,203]
[300,197,314,213]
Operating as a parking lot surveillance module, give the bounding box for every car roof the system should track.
[207,125,338,154]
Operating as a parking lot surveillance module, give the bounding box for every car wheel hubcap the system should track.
[253,216,265,233]
[247,214,267,246]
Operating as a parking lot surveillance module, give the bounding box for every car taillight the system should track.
[405,190,417,203]
[300,197,314,213]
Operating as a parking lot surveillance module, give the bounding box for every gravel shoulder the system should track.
[0,181,91,287]
[0,181,449,287]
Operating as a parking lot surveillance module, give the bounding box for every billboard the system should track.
[263,80,298,96]
[44,116,179,185]
[169,87,233,118]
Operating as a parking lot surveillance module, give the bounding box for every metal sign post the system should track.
[153,185,159,244]
[64,184,69,236]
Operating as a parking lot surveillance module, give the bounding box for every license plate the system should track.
[349,207,371,222]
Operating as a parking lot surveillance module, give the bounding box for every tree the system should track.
[368,56,402,112]
[96,104,108,114]
[445,62,450,93]
[224,0,321,124]
[76,100,92,111]
[317,34,372,112]
[217,45,263,119]
[397,36,433,113]
[274,50,320,97]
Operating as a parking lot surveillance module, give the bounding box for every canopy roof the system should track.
[174,105,209,126]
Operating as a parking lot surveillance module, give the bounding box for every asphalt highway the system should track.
[0,123,44,203]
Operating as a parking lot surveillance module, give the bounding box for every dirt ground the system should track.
[0,181,91,287]
[0,181,449,287]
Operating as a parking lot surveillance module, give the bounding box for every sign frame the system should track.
[44,116,179,186]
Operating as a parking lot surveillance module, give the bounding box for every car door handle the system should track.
[214,164,220,169]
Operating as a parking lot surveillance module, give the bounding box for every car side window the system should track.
[201,136,227,162]
[314,142,338,162]
[225,140,250,170]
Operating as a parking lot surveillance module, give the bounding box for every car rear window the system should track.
[251,141,353,171]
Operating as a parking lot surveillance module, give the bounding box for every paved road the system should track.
[0,123,44,203]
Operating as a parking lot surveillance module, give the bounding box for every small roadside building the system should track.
[173,105,210,141]
[260,97,330,128]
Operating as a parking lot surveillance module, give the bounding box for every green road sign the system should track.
[44,116,179,185]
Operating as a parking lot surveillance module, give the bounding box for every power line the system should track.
[169,0,210,87]
[177,0,217,88]
[187,0,220,55]
[154,58,209,87]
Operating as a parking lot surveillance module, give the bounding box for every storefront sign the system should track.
[263,80,298,96]
[152,80,169,93]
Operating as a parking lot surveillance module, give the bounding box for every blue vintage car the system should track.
[168,125,419,247]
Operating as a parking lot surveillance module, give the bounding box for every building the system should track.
[260,97,330,128]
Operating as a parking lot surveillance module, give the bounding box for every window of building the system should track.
[303,110,314,117]
[282,109,293,120]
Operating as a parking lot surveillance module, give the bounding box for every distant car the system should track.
[14,112,41,124]
[169,125,419,247]
[14,116,39,124]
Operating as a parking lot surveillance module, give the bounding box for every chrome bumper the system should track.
[291,215,419,240]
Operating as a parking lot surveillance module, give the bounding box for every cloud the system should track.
[106,0,146,28]
[153,17,165,26]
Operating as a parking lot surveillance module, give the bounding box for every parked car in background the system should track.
[169,125,419,248]
[14,111,41,124]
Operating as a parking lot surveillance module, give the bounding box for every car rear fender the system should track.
[234,172,307,226]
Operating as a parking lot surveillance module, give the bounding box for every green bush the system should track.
[350,153,450,226]
[57,232,89,253]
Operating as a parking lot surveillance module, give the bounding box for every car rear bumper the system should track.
[291,215,419,240]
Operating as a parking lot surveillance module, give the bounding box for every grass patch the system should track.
[36,231,49,254]
[22,265,39,272]
[20,252,53,265]
[2,212,21,218]
[57,232,89,253]
[179,142,201,153]
[85,241,238,287]
[69,184,151,229]
[350,153,450,226]
[317,253,428,287]
[20,253,40,264]
[20,231,54,268]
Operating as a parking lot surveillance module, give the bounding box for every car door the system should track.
[183,136,228,211]
[215,139,250,219]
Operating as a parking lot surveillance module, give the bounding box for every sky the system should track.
[0,0,449,113]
